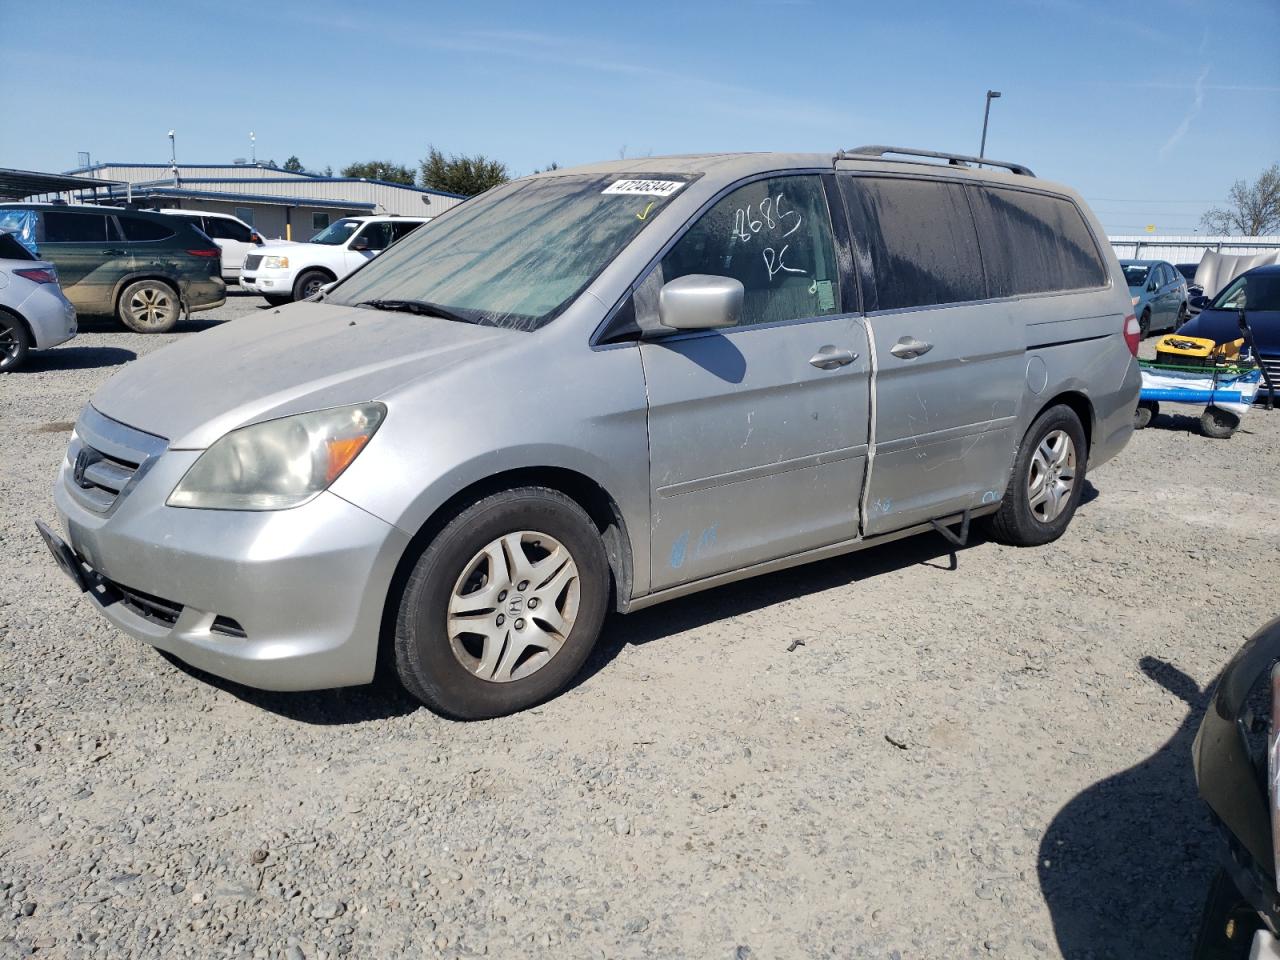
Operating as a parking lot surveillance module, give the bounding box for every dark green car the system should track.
[0,204,225,333]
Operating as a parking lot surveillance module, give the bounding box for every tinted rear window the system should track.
[205,217,252,242]
[43,211,119,243]
[840,176,985,310]
[119,216,176,242]
[973,187,1107,295]
[0,232,35,260]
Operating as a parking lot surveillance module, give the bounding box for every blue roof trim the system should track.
[98,186,375,211]
[66,163,466,200]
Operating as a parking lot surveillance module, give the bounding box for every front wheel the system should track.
[985,405,1088,547]
[118,279,179,333]
[292,270,330,302]
[1138,309,1151,339]
[394,487,610,720]
[1134,400,1159,429]
[1200,406,1239,439]
[1175,303,1189,330]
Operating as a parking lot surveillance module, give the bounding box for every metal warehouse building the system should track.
[1109,234,1280,262]
[65,162,465,242]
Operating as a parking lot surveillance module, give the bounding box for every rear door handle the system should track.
[101,249,127,255]
[808,345,858,370]
[889,336,933,359]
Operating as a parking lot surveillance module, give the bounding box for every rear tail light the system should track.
[14,267,57,284]
[186,248,220,258]
[1123,313,1141,356]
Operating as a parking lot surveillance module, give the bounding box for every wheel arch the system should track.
[376,465,634,678]
[1038,389,1095,454]
[0,304,34,345]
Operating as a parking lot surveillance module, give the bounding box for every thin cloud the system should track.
[1159,65,1209,160]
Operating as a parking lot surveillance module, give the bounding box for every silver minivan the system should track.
[38,147,1141,719]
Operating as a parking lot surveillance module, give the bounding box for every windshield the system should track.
[329,174,692,331]
[309,218,361,245]
[1211,273,1280,312]
[1122,264,1150,287]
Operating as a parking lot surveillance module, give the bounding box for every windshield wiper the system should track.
[357,298,474,324]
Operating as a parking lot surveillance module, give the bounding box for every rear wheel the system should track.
[0,311,31,372]
[292,270,330,302]
[986,405,1087,547]
[1134,400,1158,429]
[1200,406,1239,439]
[1175,303,1189,329]
[394,487,610,719]
[118,279,179,333]
[1138,309,1151,339]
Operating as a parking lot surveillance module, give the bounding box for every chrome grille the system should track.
[1258,357,1280,402]
[243,253,263,271]
[66,407,167,515]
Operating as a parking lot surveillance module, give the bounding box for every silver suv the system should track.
[38,147,1141,719]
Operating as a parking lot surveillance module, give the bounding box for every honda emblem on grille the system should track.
[509,596,524,614]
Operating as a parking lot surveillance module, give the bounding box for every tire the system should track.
[1134,400,1158,430]
[394,487,610,720]
[263,294,291,307]
[292,270,330,302]
[986,404,1088,547]
[117,279,180,333]
[0,311,31,372]
[1175,303,1189,330]
[1200,406,1239,439]
[1138,309,1151,339]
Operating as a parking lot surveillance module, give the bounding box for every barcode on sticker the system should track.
[602,179,684,197]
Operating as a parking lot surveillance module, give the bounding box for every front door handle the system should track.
[101,249,127,256]
[808,345,858,370]
[889,336,933,360]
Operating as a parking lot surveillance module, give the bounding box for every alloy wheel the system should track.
[126,284,177,330]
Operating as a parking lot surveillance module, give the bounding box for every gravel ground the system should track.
[2,292,1278,959]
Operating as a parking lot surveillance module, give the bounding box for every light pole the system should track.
[979,90,1001,161]
[168,129,178,185]
[250,131,256,164]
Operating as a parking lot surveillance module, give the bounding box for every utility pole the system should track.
[979,90,1002,162]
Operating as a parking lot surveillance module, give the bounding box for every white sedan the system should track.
[0,231,76,372]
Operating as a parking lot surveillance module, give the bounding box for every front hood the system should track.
[90,301,510,449]
[262,241,336,255]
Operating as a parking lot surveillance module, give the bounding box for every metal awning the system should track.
[0,168,125,200]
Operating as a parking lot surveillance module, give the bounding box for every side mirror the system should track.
[1147,280,1157,292]
[350,235,372,251]
[1190,294,1209,310]
[658,274,743,331]
[250,232,264,245]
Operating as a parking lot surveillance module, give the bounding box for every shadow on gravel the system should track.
[20,345,137,371]
[1039,656,1219,958]
[157,651,420,725]
[575,529,985,689]
[73,315,227,334]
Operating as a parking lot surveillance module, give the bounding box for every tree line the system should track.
[274,148,560,198]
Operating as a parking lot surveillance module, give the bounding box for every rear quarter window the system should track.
[119,216,176,242]
[973,187,1107,296]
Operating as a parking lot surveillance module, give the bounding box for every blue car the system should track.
[1121,259,1189,337]
[1178,263,1280,400]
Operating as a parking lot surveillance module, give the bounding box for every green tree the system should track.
[282,155,305,172]
[419,146,509,196]
[1201,163,1280,235]
[340,160,416,185]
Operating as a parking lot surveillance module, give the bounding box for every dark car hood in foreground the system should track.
[89,301,510,449]
[1179,308,1280,355]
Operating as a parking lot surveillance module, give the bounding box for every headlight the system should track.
[262,255,290,269]
[167,403,385,510]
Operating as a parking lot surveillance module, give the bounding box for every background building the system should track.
[1109,234,1280,262]
[65,162,465,241]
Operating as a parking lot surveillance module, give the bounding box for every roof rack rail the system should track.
[835,145,1035,178]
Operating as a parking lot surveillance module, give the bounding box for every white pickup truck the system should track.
[240,214,430,304]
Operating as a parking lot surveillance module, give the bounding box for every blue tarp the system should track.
[0,209,37,255]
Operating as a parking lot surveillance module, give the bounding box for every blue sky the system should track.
[3,0,1277,234]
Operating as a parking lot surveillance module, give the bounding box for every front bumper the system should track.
[50,420,411,691]
[239,269,292,296]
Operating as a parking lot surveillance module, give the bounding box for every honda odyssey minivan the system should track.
[38,147,1141,719]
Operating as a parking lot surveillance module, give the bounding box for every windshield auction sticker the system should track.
[602,179,685,197]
